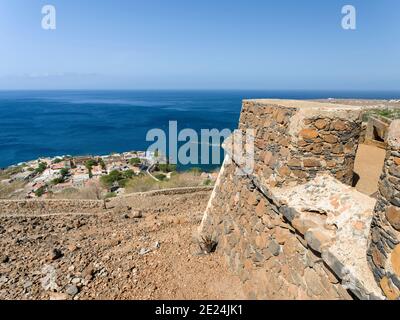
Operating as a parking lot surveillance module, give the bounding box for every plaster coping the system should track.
[388,120,400,148]
[270,174,384,299]
[243,99,364,114]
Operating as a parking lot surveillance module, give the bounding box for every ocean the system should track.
[0,90,399,170]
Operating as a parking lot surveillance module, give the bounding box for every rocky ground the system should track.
[0,190,245,300]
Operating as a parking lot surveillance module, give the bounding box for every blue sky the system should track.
[0,0,399,90]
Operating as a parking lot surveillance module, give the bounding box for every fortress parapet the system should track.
[199,99,391,299]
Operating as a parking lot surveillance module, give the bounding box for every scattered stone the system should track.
[247,192,259,206]
[23,281,33,289]
[132,210,143,218]
[139,248,151,255]
[65,284,79,297]
[50,248,63,261]
[255,199,267,217]
[110,239,121,247]
[267,240,281,256]
[0,276,8,285]
[304,267,324,295]
[67,244,78,252]
[1,255,9,263]
[274,227,290,245]
[41,264,59,292]
[82,265,95,280]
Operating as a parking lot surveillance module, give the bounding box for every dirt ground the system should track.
[0,191,245,300]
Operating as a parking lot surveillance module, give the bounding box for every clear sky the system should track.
[0,0,399,90]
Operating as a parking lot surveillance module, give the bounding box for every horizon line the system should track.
[1,88,400,93]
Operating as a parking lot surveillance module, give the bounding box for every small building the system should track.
[50,160,71,171]
[70,165,88,175]
[12,170,35,181]
[91,165,105,176]
[72,174,90,188]
[32,169,59,184]
[72,156,93,166]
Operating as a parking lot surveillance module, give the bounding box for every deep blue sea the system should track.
[1,90,399,170]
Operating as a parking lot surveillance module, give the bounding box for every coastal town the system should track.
[0,151,218,199]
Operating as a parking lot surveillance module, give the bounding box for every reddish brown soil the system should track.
[0,191,245,300]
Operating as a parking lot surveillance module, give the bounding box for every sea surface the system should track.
[0,90,399,170]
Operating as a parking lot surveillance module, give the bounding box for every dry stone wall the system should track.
[239,100,361,188]
[200,160,351,299]
[199,99,386,300]
[368,120,400,299]
[0,199,105,216]
[0,187,214,217]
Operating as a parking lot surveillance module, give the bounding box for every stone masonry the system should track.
[199,99,390,300]
[239,100,361,188]
[368,120,400,299]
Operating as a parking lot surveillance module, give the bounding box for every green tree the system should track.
[158,163,177,173]
[98,158,106,170]
[100,170,123,189]
[51,177,64,185]
[85,159,97,170]
[129,158,141,166]
[155,173,167,181]
[34,186,46,197]
[35,162,47,175]
[60,168,70,177]
[123,169,135,179]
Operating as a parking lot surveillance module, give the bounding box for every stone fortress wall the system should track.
[199,99,400,300]
[368,121,400,299]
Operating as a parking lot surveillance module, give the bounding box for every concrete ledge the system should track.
[271,174,383,299]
